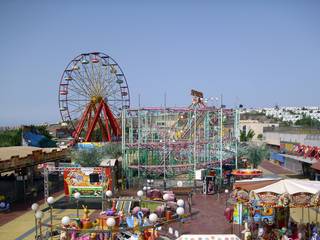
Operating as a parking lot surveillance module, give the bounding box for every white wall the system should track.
[264,131,281,146]
[240,120,278,140]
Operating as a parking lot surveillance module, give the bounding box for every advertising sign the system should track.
[63,167,112,197]
[69,186,102,198]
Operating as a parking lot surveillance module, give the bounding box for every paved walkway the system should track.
[260,160,296,176]
[0,193,73,240]
[0,192,233,239]
[181,194,232,235]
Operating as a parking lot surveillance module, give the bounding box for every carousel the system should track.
[32,189,188,240]
[226,179,320,240]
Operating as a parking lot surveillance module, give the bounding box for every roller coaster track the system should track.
[128,158,233,175]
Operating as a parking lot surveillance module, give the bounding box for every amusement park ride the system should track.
[58,52,241,182]
[44,51,247,240]
[58,52,130,144]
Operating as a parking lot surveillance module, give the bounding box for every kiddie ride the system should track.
[47,191,186,240]
[231,169,263,180]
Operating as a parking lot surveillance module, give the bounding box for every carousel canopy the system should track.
[253,179,320,195]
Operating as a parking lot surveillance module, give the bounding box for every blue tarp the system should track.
[23,131,46,147]
[271,152,285,163]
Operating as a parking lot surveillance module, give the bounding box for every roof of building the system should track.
[0,146,59,161]
[281,154,317,164]
[311,161,320,171]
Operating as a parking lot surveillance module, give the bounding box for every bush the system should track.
[0,129,22,147]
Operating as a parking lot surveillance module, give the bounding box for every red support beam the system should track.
[102,100,121,136]
[85,101,104,142]
[87,104,108,142]
[101,104,112,141]
[73,104,92,141]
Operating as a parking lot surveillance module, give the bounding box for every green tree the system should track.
[295,115,320,128]
[71,148,103,167]
[72,143,122,167]
[101,143,122,158]
[240,129,255,142]
[246,144,270,168]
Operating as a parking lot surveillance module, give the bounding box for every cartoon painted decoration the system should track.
[278,193,291,207]
[81,205,92,229]
[261,207,275,225]
[237,190,249,203]
[250,205,275,225]
[311,191,320,207]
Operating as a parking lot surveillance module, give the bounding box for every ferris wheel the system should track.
[58,52,130,142]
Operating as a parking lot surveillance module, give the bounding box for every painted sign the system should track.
[63,167,111,197]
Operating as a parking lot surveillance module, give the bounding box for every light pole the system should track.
[219,94,223,179]
[193,108,197,181]
[74,192,81,218]
[234,104,242,170]
[176,206,185,237]
[31,203,39,238]
[143,186,147,196]
[107,217,116,239]
[163,93,167,189]
[163,193,169,217]
[224,189,229,207]
[137,190,143,207]
[149,213,158,239]
[35,210,43,239]
[47,196,55,239]
[106,190,113,210]
[61,216,70,240]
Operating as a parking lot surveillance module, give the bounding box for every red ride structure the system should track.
[58,52,130,143]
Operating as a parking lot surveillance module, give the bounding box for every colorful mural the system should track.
[63,167,112,197]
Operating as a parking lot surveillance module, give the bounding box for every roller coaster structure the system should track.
[121,101,241,184]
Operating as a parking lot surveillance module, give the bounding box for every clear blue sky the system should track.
[0,0,320,126]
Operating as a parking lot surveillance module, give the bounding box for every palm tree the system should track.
[246,144,270,168]
[240,129,255,142]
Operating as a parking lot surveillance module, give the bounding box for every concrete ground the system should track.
[0,193,75,240]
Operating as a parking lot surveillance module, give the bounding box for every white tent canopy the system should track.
[253,179,320,195]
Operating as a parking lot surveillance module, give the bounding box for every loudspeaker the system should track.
[89,173,100,183]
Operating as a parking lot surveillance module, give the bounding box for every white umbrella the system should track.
[253,179,320,195]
